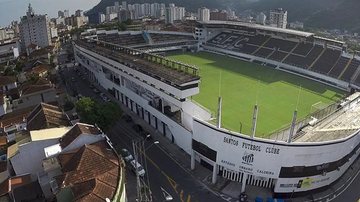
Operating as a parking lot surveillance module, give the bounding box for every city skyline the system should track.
[0,0,100,27]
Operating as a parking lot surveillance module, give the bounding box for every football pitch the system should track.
[168,52,346,137]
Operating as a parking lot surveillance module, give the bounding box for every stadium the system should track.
[73,21,360,198]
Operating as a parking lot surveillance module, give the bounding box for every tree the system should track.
[75,97,122,131]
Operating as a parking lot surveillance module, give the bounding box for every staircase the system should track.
[252,37,271,55]
[142,31,153,45]
[308,47,326,70]
[327,55,342,75]
[338,58,353,79]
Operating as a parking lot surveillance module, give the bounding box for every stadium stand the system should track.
[311,48,341,74]
[268,51,288,62]
[263,38,297,52]
[304,45,324,68]
[340,59,360,81]
[253,48,273,58]
[150,33,195,43]
[292,42,313,56]
[328,56,350,77]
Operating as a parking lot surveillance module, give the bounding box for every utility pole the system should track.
[132,139,153,202]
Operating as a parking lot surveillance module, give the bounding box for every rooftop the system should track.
[56,141,122,202]
[0,76,16,87]
[20,78,54,96]
[75,39,200,87]
[27,102,71,131]
[59,123,102,149]
[199,20,314,38]
[0,106,34,128]
[30,127,71,141]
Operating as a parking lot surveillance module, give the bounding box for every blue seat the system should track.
[255,197,263,202]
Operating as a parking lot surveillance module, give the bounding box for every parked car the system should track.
[120,149,133,162]
[130,160,145,177]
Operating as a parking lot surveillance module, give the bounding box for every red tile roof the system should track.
[59,123,102,149]
[26,102,71,131]
[20,78,54,96]
[56,141,121,202]
[0,106,34,128]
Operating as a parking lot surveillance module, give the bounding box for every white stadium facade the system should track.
[73,22,360,198]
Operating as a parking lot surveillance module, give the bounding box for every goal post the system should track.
[310,101,328,114]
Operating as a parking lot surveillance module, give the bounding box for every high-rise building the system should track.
[19,4,51,54]
[98,13,105,23]
[269,8,287,29]
[198,7,210,22]
[114,2,120,12]
[64,10,70,18]
[165,7,176,24]
[122,1,127,10]
[75,10,84,17]
[256,12,266,25]
[210,10,228,21]
[175,7,185,21]
[58,10,64,18]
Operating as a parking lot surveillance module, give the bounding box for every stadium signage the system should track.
[223,137,239,146]
[223,138,281,155]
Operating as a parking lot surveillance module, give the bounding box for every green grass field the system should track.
[168,52,346,137]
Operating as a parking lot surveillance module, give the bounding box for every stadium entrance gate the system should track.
[218,166,276,189]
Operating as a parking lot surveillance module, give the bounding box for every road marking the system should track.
[187,195,191,202]
[166,176,178,194]
[180,190,184,202]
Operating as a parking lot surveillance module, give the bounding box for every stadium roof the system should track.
[76,39,200,87]
[198,20,314,38]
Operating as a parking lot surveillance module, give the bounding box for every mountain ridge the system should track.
[86,0,360,32]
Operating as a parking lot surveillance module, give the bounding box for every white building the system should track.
[269,8,287,29]
[19,4,51,54]
[198,7,210,22]
[256,12,267,25]
[165,7,176,24]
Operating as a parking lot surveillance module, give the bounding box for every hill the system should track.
[86,0,360,32]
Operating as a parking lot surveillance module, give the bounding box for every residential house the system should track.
[0,174,44,201]
[46,141,126,202]
[0,106,33,141]
[12,78,57,110]
[9,123,105,179]
[26,102,71,131]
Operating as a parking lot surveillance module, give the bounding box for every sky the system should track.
[0,0,101,27]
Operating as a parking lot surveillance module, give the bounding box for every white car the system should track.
[120,149,133,162]
[130,160,145,177]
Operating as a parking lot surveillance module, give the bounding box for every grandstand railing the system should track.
[269,93,360,142]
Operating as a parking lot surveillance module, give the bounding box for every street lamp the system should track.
[145,141,159,151]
